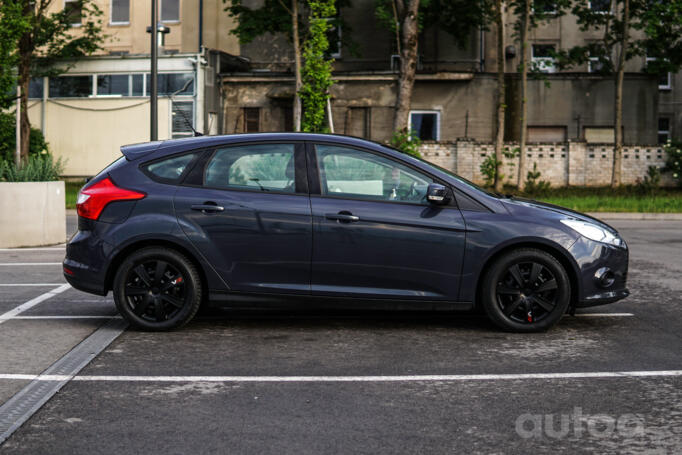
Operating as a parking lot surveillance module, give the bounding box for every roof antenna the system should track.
[169,79,203,136]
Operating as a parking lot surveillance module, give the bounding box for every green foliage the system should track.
[300,0,336,133]
[0,112,49,162]
[551,0,682,76]
[0,154,64,182]
[375,0,489,49]
[523,186,682,213]
[523,162,551,194]
[636,165,662,195]
[663,140,682,187]
[389,129,421,158]
[0,2,30,109]
[480,155,502,187]
[0,0,104,108]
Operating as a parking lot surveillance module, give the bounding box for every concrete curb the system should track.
[587,212,682,220]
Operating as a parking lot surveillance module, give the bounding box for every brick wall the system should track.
[419,140,673,187]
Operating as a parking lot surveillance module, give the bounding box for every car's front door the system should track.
[174,142,312,294]
[308,143,466,300]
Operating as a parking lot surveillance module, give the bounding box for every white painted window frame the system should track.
[408,110,441,141]
[160,0,181,24]
[64,0,82,27]
[531,44,557,74]
[109,0,130,26]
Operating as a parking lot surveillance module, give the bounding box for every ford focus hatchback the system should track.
[63,133,629,332]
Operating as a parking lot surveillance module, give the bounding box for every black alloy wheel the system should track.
[113,247,202,331]
[481,248,570,332]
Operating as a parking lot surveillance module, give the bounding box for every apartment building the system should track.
[26,0,239,176]
[221,0,672,147]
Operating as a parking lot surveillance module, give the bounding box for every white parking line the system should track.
[0,284,66,287]
[0,263,62,266]
[0,284,70,325]
[0,246,65,251]
[6,316,119,320]
[573,313,634,317]
[0,370,680,383]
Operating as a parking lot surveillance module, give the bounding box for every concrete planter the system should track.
[0,181,66,248]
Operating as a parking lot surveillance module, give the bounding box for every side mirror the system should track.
[426,183,449,205]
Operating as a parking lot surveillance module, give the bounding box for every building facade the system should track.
[25,0,239,176]
[221,0,672,149]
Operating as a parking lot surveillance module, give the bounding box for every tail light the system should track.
[77,177,145,220]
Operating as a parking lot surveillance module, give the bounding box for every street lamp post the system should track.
[150,0,158,141]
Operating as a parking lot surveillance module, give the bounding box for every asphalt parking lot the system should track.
[0,216,680,454]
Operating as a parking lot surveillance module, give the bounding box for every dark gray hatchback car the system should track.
[63,133,629,332]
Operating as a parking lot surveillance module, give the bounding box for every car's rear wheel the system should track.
[113,247,202,331]
[481,248,570,332]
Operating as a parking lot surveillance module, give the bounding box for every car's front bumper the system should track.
[568,236,629,308]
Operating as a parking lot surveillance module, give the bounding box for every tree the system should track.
[0,0,104,165]
[493,0,505,192]
[375,0,488,133]
[511,0,570,188]
[553,0,682,187]
[300,0,336,132]
[225,0,352,132]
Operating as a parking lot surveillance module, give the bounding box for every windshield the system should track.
[385,146,500,198]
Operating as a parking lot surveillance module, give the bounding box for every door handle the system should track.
[325,212,360,222]
[191,204,225,213]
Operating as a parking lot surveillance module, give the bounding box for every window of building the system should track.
[531,44,557,73]
[161,0,180,23]
[49,75,93,98]
[646,56,672,90]
[325,19,342,59]
[527,126,566,143]
[315,145,434,203]
[409,111,440,141]
[132,74,144,96]
[171,100,195,138]
[145,73,194,96]
[533,1,557,15]
[658,117,671,144]
[64,0,82,26]
[588,0,610,13]
[205,144,297,193]
[584,126,614,143]
[110,0,130,24]
[243,108,260,133]
[96,74,129,96]
[588,54,605,73]
[28,78,44,99]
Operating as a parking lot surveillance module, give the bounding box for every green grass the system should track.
[63,181,682,212]
[64,180,85,210]
[512,186,682,213]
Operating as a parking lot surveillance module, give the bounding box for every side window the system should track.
[315,145,434,203]
[205,144,297,193]
[144,153,197,182]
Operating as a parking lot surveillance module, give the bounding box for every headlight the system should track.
[560,219,625,248]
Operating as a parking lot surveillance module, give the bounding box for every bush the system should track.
[479,155,500,187]
[663,140,682,187]
[0,154,64,182]
[523,162,551,195]
[636,165,661,195]
[389,129,422,158]
[0,112,49,162]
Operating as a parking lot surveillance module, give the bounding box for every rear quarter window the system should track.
[143,153,197,182]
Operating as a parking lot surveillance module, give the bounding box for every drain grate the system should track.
[0,317,127,445]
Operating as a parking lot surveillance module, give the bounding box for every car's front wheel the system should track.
[481,248,570,332]
[113,247,202,331]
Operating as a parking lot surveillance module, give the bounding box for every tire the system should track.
[481,248,570,333]
[113,247,203,331]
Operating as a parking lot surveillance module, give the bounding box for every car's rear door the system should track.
[307,142,466,301]
[174,141,312,294]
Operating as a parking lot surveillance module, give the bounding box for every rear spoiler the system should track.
[120,141,163,161]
